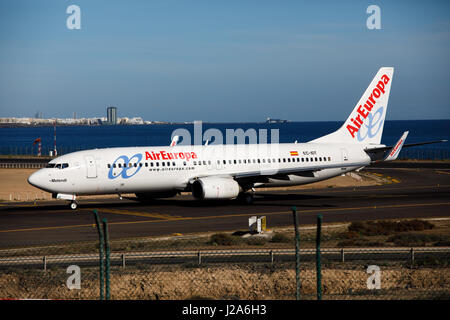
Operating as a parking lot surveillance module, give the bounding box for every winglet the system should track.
[384,131,409,161]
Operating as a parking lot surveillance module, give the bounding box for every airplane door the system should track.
[341,148,349,162]
[85,155,97,178]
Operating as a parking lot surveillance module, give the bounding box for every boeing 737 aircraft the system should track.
[28,68,446,209]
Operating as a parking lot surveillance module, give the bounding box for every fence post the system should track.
[292,206,301,300]
[270,250,274,266]
[410,248,415,265]
[198,251,202,265]
[102,218,111,300]
[341,248,345,263]
[316,214,322,300]
[122,254,126,268]
[93,210,104,300]
[43,256,47,271]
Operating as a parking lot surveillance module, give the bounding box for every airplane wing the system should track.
[186,160,368,187]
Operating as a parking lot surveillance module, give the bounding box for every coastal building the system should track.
[106,106,117,125]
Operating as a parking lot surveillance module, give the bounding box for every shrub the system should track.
[387,233,442,246]
[246,237,267,246]
[347,219,434,236]
[209,233,235,246]
[337,239,384,247]
[434,239,450,247]
[341,230,360,239]
[270,233,291,243]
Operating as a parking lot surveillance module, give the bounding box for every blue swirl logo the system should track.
[357,106,384,142]
[108,153,143,179]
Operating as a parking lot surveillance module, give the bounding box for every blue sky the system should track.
[0,0,449,122]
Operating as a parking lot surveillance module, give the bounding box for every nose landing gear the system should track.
[70,201,78,210]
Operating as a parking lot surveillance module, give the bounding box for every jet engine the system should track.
[192,177,240,200]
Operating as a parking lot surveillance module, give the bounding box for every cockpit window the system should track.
[46,163,69,169]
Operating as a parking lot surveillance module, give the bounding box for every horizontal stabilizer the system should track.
[384,131,408,161]
[365,137,447,162]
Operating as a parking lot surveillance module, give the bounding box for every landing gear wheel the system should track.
[243,193,254,204]
[238,192,254,204]
[70,201,78,210]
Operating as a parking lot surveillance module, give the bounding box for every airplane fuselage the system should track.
[28,143,371,197]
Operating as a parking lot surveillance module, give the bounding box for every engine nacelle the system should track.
[192,177,240,200]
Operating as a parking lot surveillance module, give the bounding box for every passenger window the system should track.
[118,164,122,168]
[107,164,111,168]
[328,157,331,161]
[315,157,318,162]
[113,164,117,168]
[306,158,309,162]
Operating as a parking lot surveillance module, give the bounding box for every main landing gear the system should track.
[237,192,254,204]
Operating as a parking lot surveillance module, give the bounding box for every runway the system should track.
[0,166,449,248]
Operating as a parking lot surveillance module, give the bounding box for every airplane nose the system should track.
[27,171,41,188]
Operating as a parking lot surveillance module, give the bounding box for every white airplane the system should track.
[28,67,446,209]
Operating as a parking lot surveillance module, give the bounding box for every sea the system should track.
[0,120,449,160]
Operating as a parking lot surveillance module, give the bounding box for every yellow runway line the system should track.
[1,201,450,234]
[97,208,182,220]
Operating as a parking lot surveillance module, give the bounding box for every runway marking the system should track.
[286,184,450,194]
[1,184,449,209]
[96,208,182,220]
[436,170,450,175]
[1,201,450,234]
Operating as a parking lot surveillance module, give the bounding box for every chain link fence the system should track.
[0,214,449,300]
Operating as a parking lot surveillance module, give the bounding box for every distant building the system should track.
[106,106,117,125]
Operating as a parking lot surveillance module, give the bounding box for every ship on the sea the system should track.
[266,117,290,124]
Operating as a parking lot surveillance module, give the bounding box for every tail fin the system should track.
[311,67,394,145]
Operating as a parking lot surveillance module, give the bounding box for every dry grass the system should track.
[0,263,448,300]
